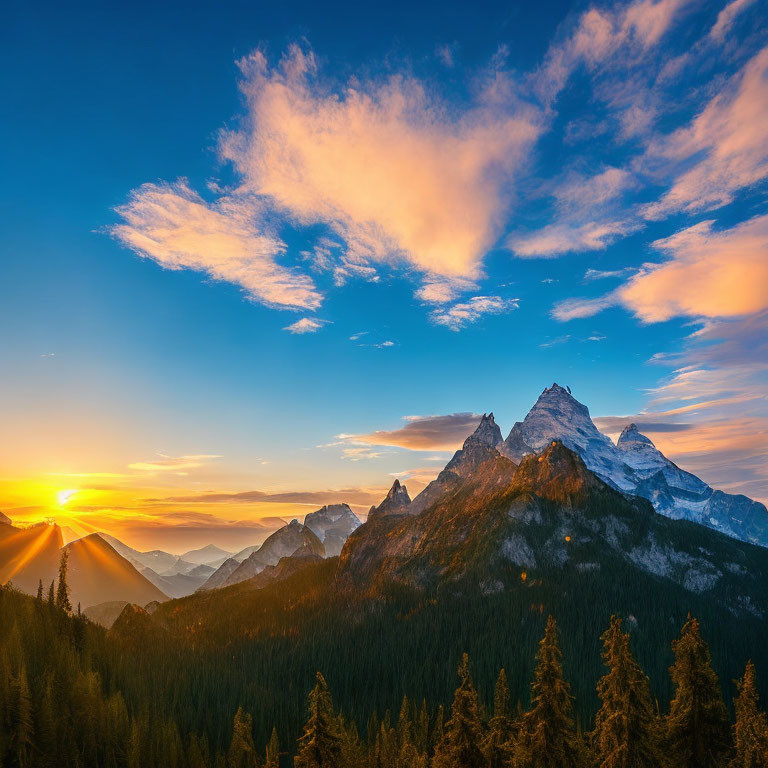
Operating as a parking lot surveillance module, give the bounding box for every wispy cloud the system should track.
[430,296,519,330]
[127,454,222,472]
[642,46,768,219]
[112,181,322,310]
[284,317,328,334]
[709,0,758,42]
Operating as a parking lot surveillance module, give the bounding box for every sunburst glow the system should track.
[57,489,78,506]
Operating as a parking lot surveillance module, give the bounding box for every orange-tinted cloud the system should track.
[113,181,322,310]
[345,412,481,451]
[223,45,541,283]
[619,215,768,321]
[643,46,768,218]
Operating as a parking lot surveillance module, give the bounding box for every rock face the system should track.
[197,558,240,591]
[368,480,411,518]
[337,441,768,617]
[303,504,361,556]
[0,511,12,526]
[501,384,768,547]
[410,413,508,515]
[209,521,325,589]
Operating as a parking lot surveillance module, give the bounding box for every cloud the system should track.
[509,221,634,257]
[709,0,757,41]
[534,0,689,103]
[113,181,322,310]
[555,215,768,324]
[551,294,619,321]
[284,317,328,334]
[642,47,768,219]
[430,296,519,330]
[223,45,541,283]
[127,454,222,472]
[507,168,639,257]
[149,486,386,507]
[346,412,481,451]
[583,268,634,282]
[619,214,768,322]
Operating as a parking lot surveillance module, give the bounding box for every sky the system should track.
[1,0,767,553]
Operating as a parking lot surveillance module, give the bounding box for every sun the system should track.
[57,489,78,506]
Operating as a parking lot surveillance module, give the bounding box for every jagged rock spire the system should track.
[369,478,412,518]
[465,412,503,448]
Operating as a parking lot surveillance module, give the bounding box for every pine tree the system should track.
[36,579,43,601]
[228,707,257,768]
[484,669,515,768]
[295,672,343,768]
[730,660,768,768]
[265,726,280,768]
[666,615,731,768]
[47,580,55,604]
[432,653,485,768]
[10,663,34,767]
[514,616,581,768]
[55,549,72,613]
[591,615,663,768]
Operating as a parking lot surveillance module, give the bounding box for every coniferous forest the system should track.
[1,553,767,768]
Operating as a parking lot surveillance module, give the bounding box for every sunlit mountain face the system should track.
[2,1,768,765]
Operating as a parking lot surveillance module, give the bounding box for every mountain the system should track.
[0,511,12,526]
[303,503,361,556]
[0,522,63,594]
[179,544,233,568]
[501,384,768,547]
[368,480,411,518]
[140,565,214,598]
[409,413,504,515]
[83,600,130,628]
[65,534,169,610]
[202,520,325,590]
[99,533,181,573]
[196,557,240,591]
[339,440,768,616]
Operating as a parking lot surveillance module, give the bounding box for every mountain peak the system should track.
[618,423,655,447]
[386,478,410,503]
[369,479,412,518]
[466,412,503,448]
[0,510,11,526]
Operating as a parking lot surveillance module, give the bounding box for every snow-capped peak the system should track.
[618,423,655,447]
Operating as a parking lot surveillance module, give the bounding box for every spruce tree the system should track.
[55,549,72,613]
[666,615,731,768]
[11,663,33,767]
[227,707,257,768]
[514,615,581,768]
[730,660,768,768]
[483,669,515,768]
[591,615,663,768]
[295,672,343,768]
[47,580,55,604]
[432,653,485,768]
[265,726,280,768]
[36,579,43,601]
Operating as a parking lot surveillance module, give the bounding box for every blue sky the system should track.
[2,0,767,550]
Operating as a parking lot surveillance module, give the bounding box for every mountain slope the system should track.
[204,521,325,589]
[303,504,361,556]
[65,534,168,609]
[410,413,508,516]
[338,441,768,616]
[502,384,768,547]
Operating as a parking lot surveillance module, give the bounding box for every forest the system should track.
[1,553,767,768]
